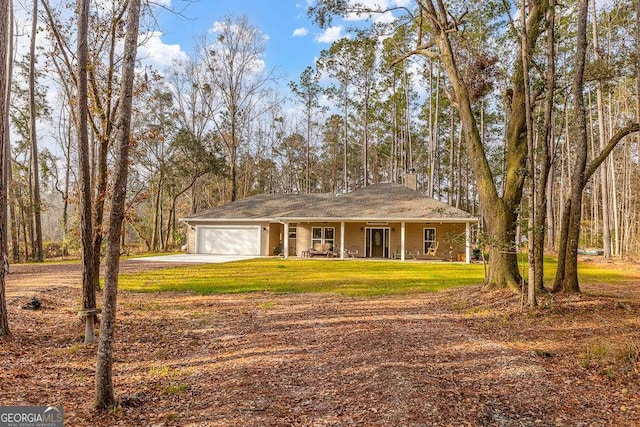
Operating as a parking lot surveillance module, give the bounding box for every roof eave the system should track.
[277,217,478,223]
[179,217,275,223]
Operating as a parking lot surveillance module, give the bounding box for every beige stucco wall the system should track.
[403,222,467,261]
[294,221,468,260]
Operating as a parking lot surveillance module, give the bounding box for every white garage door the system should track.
[196,226,261,255]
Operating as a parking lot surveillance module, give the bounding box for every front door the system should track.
[366,228,389,258]
[288,225,297,256]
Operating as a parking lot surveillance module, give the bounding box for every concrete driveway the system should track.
[130,254,263,264]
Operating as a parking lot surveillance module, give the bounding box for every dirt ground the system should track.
[1,260,639,426]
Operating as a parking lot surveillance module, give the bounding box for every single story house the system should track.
[180,181,478,262]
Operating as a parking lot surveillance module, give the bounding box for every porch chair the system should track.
[347,246,359,258]
[426,241,439,256]
[309,242,330,257]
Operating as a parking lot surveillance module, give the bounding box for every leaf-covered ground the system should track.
[1,260,639,426]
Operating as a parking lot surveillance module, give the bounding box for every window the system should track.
[312,226,335,251]
[424,228,436,253]
[288,226,297,239]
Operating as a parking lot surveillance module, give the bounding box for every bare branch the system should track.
[584,124,640,183]
[389,40,439,67]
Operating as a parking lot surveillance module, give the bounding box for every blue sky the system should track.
[149,0,412,82]
[154,0,335,82]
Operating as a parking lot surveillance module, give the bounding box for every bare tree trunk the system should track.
[448,109,455,205]
[561,0,590,293]
[534,0,556,292]
[433,66,440,196]
[545,162,555,251]
[306,105,311,193]
[150,179,161,251]
[28,0,43,262]
[0,0,11,338]
[343,78,348,192]
[62,120,71,255]
[392,82,398,183]
[94,0,141,409]
[456,123,462,209]
[363,72,370,187]
[4,0,15,263]
[405,67,413,174]
[521,0,537,307]
[428,60,434,197]
[77,0,96,343]
[590,0,612,258]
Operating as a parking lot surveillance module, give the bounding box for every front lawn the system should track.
[119,258,486,296]
[118,256,639,297]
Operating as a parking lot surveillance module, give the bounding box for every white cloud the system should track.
[374,11,396,25]
[137,31,188,69]
[293,27,309,37]
[315,26,345,43]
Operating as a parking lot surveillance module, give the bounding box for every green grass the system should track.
[119,258,486,297]
[516,255,638,286]
[118,256,640,297]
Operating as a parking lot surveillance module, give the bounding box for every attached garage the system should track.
[196,226,261,255]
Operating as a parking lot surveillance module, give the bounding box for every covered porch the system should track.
[271,220,475,263]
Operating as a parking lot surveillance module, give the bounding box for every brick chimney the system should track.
[405,170,417,191]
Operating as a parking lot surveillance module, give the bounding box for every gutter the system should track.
[180,217,479,224]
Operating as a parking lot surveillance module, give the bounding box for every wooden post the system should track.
[283,222,289,259]
[340,222,345,260]
[466,222,471,264]
[401,222,406,261]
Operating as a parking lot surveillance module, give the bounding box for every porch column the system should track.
[465,221,471,264]
[401,222,406,261]
[283,222,289,259]
[340,222,345,260]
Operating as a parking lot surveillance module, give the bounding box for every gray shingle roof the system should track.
[183,184,476,222]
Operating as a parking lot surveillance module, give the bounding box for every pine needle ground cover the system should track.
[2,258,639,426]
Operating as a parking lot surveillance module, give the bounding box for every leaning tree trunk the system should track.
[0,0,11,338]
[94,0,141,409]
